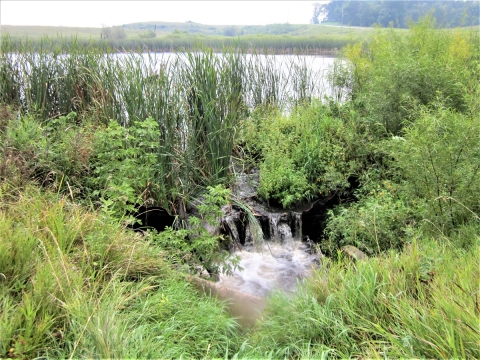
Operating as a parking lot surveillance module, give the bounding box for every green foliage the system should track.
[390,105,480,233]
[152,185,241,277]
[0,111,94,191]
[318,0,480,28]
[3,114,45,151]
[242,102,364,207]
[325,179,417,255]
[339,16,479,134]
[88,117,165,215]
[179,48,244,186]
[3,38,336,203]
[40,111,94,186]
[0,37,20,105]
[0,185,153,357]
[259,152,311,208]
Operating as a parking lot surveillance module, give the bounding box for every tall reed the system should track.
[0,35,331,205]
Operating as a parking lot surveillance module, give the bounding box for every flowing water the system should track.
[211,219,319,326]
[199,161,322,326]
[203,162,322,326]
[218,239,319,298]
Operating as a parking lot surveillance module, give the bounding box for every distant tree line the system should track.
[312,0,480,27]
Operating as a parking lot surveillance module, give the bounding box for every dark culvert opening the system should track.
[131,206,176,233]
[301,175,359,243]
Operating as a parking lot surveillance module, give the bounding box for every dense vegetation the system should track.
[2,22,374,54]
[314,0,480,27]
[1,16,479,359]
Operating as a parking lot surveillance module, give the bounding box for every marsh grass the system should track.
[1,36,331,205]
[0,184,240,359]
[2,26,362,54]
[239,236,480,359]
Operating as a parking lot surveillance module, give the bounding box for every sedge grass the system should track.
[1,35,334,205]
[237,235,480,359]
[0,183,243,359]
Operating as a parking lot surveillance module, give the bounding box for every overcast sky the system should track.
[1,1,325,27]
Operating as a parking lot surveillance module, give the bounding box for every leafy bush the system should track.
[325,179,418,255]
[88,117,165,215]
[258,151,311,208]
[338,16,479,134]
[242,102,367,207]
[390,105,480,233]
[152,185,241,278]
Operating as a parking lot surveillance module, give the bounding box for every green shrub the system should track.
[339,16,479,134]
[325,179,418,255]
[88,117,165,216]
[242,102,366,207]
[390,105,480,233]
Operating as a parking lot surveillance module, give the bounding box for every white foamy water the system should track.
[218,241,318,298]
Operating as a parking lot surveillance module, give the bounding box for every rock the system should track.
[341,245,368,261]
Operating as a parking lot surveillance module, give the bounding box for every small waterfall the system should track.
[277,222,292,242]
[269,212,282,239]
[219,206,320,298]
[214,164,321,303]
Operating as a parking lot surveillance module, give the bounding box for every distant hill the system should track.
[121,21,315,36]
[120,21,373,37]
[1,21,374,41]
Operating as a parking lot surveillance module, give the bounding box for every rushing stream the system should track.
[219,239,318,298]
[197,219,319,327]
[196,165,323,326]
[219,165,321,296]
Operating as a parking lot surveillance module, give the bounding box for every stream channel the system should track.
[195,165,323,327]
[128,53,339,325]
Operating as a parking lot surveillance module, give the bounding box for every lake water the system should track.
[111,52,343,104]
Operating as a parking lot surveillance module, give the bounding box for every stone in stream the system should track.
[341,245,369,261]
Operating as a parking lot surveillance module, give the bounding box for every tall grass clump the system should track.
[0,184,240,359]
[176,47,249,188]
[0,36,106,119]
[0,36,20,106]
[239,235,479,359]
